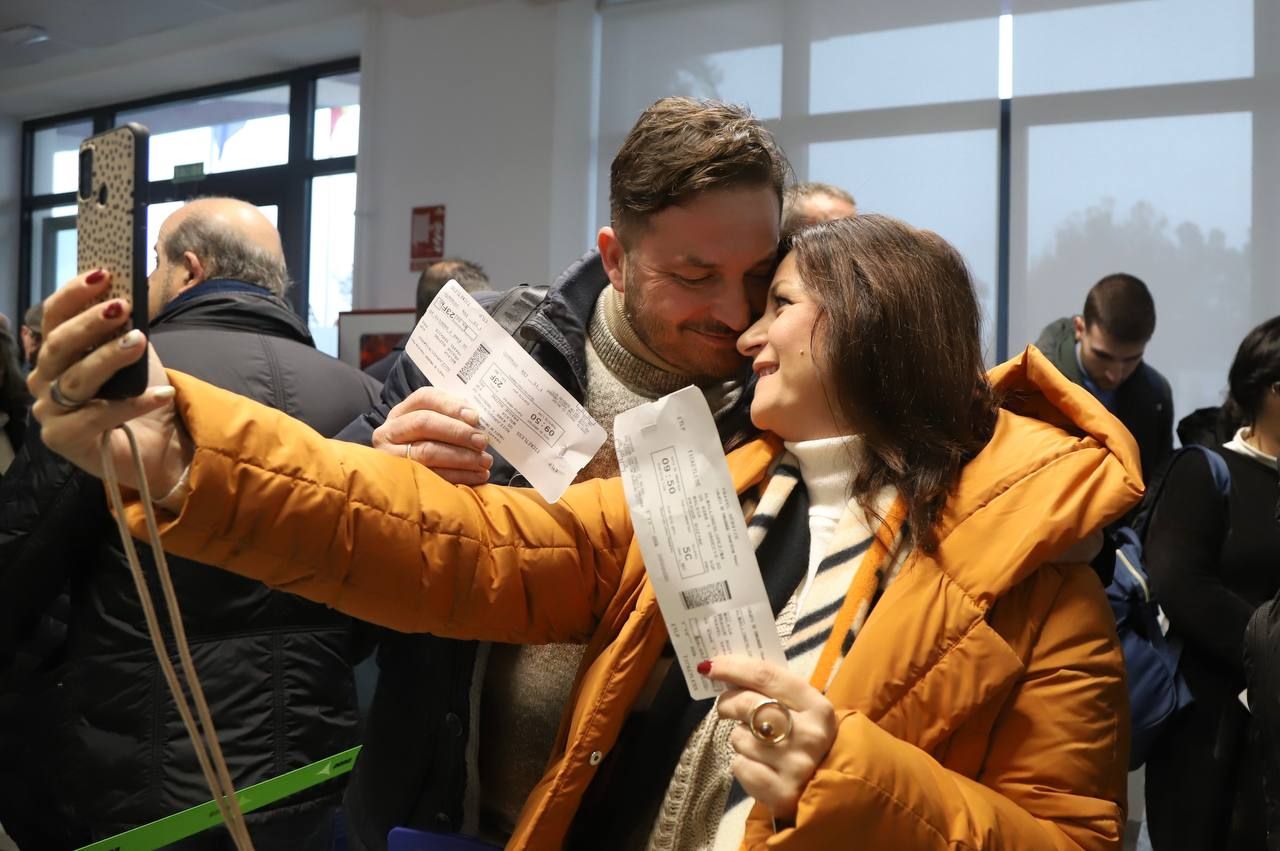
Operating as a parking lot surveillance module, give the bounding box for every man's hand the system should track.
[372,387,492,485]
[29,270,191,500]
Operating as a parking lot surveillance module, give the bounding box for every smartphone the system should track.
[77,123,150,399]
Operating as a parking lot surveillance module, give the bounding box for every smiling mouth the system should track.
[754,364,778,378]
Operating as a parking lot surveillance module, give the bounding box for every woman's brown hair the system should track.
[790,214,999,553]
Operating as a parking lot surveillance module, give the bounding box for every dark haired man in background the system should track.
[363,257,490,383]
[1036,272,1174,480]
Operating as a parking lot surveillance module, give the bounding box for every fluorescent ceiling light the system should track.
[0,24,49,46]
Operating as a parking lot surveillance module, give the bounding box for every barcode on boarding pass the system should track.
[680,580,732,610]
[456,343,492,383]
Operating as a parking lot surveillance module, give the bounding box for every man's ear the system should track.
[598,227,626,293]
[1073,315,1086,343]
[177,250,207,294]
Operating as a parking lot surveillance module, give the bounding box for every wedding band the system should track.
[49,377,89,411]
[747,698,793,745]
[404,442,414,459]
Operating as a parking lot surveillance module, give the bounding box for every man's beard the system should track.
[622,281,744,382]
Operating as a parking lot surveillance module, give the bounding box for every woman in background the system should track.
[1147,316,1280,851]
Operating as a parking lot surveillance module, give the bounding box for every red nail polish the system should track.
[103,302,124,320]
[696,660,712,676]
[85,269,106,285]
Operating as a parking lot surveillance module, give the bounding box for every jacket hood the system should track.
[153,280,315,348]
[1035,316,1086,385]
[930,345,1144,606]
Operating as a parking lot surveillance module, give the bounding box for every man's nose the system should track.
[713,280,753,332]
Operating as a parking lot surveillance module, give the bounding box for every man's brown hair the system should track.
[790,215,998,554]
[1083,273,1156,344]
[609,97,790,245]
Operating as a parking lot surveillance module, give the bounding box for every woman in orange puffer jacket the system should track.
[33,215,1141,850]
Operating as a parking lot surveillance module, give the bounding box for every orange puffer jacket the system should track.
[125,347,1143,851]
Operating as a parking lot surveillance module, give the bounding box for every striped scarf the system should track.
[646,453,906,851]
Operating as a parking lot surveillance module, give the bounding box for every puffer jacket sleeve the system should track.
[122,370,635,643]
[744,564,1127,851]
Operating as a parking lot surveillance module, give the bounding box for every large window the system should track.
[598,0,1002,360]
[1007,0,1270,440]
[598,0,1279,429]
[20,59,359,355]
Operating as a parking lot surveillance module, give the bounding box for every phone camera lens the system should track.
[78,147,94,201]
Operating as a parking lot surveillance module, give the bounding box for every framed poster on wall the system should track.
[410,205,446,271]
[337,308,417,370]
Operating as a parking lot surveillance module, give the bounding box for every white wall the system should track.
[354,0,600,309]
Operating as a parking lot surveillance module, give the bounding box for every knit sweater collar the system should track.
[783,434,862,518]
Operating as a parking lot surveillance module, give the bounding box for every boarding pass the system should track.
[614,386,786,699]
[406,280,606,503]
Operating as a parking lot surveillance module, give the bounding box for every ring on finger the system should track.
[748,698,793,746]
[404,442,415,459]
[49,377,90,411]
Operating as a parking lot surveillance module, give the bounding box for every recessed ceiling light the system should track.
[0,24,50,47]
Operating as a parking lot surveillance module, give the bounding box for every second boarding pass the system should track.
[614,386,786,699]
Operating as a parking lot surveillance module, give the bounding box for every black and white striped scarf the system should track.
[646,452,906,851]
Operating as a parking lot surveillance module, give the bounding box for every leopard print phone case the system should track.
[78,123,149,398]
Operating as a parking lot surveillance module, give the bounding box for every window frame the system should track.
[17,57,359,325]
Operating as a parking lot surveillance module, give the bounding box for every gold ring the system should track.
[49,377,89,411]
[747,698,793,745]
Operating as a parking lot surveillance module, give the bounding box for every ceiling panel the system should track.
[0,0,304,70]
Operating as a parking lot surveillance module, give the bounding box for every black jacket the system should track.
[1144,446,1280,849]
[1035,317,1174,483]
[0,280,382,848]
[1240,450,1280,851]
[1248,582,1280,851]
[337,251,755,850]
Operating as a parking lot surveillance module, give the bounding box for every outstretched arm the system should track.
[30,271,633,644]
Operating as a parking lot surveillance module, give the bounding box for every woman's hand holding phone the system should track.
[30,270,192,502]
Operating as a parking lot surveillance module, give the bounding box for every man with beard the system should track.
[337,96,788,850]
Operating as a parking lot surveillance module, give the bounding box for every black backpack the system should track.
[1105,445,1231,769]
